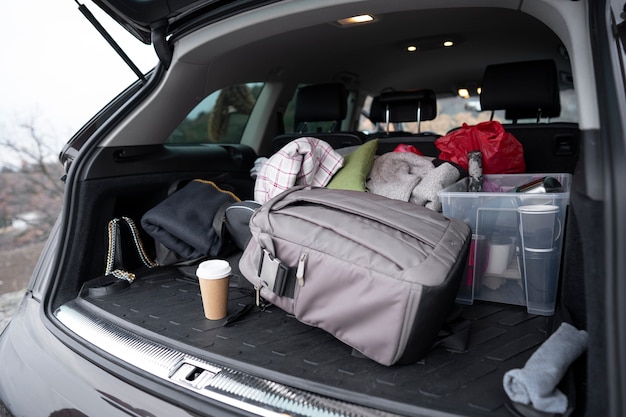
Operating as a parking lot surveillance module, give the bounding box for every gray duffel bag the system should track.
[239,186,471,366]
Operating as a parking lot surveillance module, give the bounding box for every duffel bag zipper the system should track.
[296,252,308,287]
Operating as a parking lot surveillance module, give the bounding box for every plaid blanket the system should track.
[254,137,344,203]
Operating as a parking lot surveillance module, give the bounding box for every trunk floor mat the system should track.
[77,263,555,417]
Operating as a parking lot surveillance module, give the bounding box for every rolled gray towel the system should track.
[503,322,588,413]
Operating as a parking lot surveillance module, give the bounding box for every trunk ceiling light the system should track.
[405,37,458,53]
[336,14,375,26]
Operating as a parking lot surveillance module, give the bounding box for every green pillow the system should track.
[327,140,378,191]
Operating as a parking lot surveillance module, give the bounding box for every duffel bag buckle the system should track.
[257,249,289,297]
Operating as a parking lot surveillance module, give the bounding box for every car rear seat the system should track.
[366,89,440,156]
[271,83,365,153]
[479,59,579,173]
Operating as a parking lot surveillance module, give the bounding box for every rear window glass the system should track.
[167,83,264,144]
[359,89,578,135]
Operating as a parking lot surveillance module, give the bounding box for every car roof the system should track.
[231,7,568,95]
[176,4,570,94]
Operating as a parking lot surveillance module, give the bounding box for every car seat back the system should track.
[272,83,364,153]
[368,89,440,156]
[479,59,579,173]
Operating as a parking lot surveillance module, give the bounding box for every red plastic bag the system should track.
[393,144,424,156]
[435,121,525,174]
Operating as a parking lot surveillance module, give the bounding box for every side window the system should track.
[167,83,264,144]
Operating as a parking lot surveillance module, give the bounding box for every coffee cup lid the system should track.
[196,259,232,279]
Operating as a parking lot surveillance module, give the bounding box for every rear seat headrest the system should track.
[480,59,561,120]
[294,83,347,128]
[369,89,437,123]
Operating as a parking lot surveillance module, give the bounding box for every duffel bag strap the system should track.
[432,305,472,352]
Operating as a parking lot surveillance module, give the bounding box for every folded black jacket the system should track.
[141,180,240,260]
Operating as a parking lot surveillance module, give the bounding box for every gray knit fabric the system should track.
[366,152,459,210]
[412,163,461,211]
[503,322,588,413]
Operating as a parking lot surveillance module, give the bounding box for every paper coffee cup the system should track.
[196,259,231,320]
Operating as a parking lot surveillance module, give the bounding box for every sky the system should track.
[1,1,157,166]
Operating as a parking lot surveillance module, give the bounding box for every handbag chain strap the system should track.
[105,216,158,283]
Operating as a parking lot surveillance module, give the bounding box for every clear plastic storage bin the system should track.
[438,173,571,315]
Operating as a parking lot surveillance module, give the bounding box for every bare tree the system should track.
[0,116,65,249]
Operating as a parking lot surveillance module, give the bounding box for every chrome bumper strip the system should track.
[55,304,397,417]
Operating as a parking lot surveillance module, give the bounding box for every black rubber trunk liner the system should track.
[77,263,554,416]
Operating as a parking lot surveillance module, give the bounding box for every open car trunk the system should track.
[50,143,586,417]
[66,260,559,416]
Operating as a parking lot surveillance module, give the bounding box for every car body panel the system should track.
[0,297,203,417]
[2,0,626,416]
